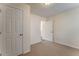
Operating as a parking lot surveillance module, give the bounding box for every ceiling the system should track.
[28,3,79,17]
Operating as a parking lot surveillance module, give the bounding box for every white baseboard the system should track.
[31,40,42,45]
[42,38,53,42]
[17,49,31,56]
[55,41,79,49]
[23,49,31,54]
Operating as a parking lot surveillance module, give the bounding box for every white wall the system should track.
[53,7,79,49]
[30,14,41,45]
[41,17,53,41]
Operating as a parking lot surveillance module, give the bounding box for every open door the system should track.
[41,18,54,42]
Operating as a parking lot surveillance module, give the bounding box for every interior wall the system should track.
[53,7,79,49]
[41,17,53,41]
[30,14,41,45]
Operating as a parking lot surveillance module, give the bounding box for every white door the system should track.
[0,5,23,56]
[15,9,23,55]
[6,7,23,56]
[11,8,23,55]
[4,6,23,56]
[41,19,53,42]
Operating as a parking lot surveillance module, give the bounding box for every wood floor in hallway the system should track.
[24,40,79,56]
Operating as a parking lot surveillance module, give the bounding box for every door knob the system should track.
[20,34,23,36]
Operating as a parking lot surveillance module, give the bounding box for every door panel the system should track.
[15,9,23,55]
[5,6,13,56]
[11,8,17,55]
[11,8,23,55]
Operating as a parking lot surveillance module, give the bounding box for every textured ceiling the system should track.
[28,3,79,17]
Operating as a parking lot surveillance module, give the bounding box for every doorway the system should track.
[41,18,54,42]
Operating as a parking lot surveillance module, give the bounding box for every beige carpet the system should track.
[24,40,79,56]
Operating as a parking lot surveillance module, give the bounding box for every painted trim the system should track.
[55,41,79,50]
